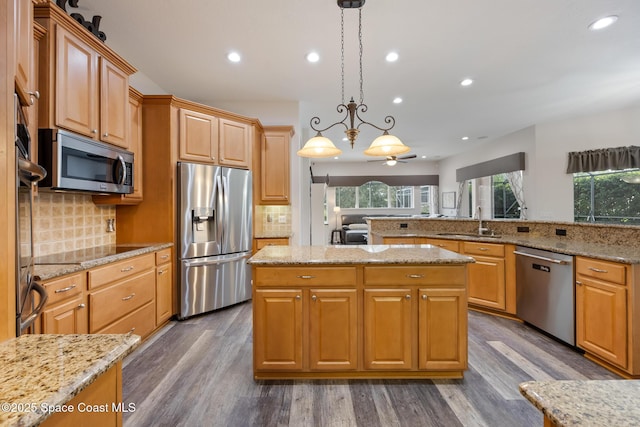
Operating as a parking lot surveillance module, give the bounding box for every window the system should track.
[336,181,414,209]
[573,169,640,224]
[420,186,431,214]
[492,174,519,219]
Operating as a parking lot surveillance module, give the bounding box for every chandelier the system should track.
[297,0,410,159]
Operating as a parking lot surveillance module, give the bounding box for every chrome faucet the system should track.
[477,206,489,235]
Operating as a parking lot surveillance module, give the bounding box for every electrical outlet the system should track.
[400,223,408,228]
[517,226,529,233]
[278,215,287,223]
[555,228,567,236]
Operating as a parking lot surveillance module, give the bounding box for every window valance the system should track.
[566,146,640,173]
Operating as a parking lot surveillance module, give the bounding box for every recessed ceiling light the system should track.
[342,137,349,142]
[461,136,469,141]
[421,155,427,159]
[589,15,618,30]
[393,97,403,104]
[386,52,399,62]
[460,78,473,87]
[334,156,339,160]
[306,52,320,63]
[227,51,241,63]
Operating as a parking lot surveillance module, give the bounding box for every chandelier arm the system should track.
[353,104,397,132]
[309,105,350,134]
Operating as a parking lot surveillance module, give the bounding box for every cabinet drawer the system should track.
[96,301,155,338]
[576,257,627,285]
[89,269,155,332]
[364,266,466,286]
[88,253,155,289]
[254,267,357,286]
[155,248,172,265]
[255,238,289,250]
[462,241,504,257]
[424,238,460,253]
[41,272,85,305]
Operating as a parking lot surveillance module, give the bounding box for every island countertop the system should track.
[0,334,140,427]
[248,244,476,265]
[519,380,640,426]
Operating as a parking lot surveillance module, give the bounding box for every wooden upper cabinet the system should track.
[179,108,219,163]
[219,118,251,168]
[15,0,35,106]
[261,126,293,204]
[99,58,129,147]
[35,3,135,146]
[55,25,99,138]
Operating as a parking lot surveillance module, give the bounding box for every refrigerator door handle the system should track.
[215,174,224,249]
[182,252,250,268]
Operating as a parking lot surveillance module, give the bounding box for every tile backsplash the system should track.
[32,191,116,256]
[256,205,292,235]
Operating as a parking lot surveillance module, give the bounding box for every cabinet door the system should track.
[254,289,303,371]
[41,295,88,334]
[364,289,413,370]
[179,109,219,163]
[156,262,173,325]
[126,92,143,200]
[99,57,129,147]
[419,288,467,370]
[466,255,506,310]
[55,25,98,138]
[15,0,33,105]
[219,118,251,168]
[576,276,627,368]
[261,130,290,203]
[309,289,358,370]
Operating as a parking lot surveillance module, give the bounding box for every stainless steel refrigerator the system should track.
[178,162,252,319]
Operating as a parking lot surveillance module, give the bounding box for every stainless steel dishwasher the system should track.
[514,246,575,346]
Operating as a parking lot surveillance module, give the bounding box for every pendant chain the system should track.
[358,8,364,104]
[340,8,345,105]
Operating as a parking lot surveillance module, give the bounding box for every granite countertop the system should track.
[33,243,173,281]
[370,231,640,264]
[519,380,640,426]
[0,334,140,427]
[248,244,475,265]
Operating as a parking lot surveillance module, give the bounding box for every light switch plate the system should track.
[278,215,286,223]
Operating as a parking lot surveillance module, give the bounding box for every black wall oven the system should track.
[39,129,134,194]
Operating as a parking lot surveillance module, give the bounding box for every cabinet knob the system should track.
[311,295,317,301]
[407,274,424,279]
[92,129,98,134]
[78,303,86,309]
[576,281,582,286]
[405,294,411,300]
[28,90,40,105]
[295,295,301,300]
[122,293,136,301]
[422,294,427,300]
[103,133,109,137]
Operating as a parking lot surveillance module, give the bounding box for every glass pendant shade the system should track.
[297,134,343,158]
[364,132,410,156]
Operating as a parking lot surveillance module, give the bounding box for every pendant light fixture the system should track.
[297,0,409,159]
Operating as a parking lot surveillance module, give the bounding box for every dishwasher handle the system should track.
[513,250,569,265]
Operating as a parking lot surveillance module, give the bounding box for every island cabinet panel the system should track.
[254,267,357,286]
[418,288,467,370]
[309,289,358,370]
[364,266,466,286]
[254,289,303,371]
[363,289,413,370]
[576,257,629,370]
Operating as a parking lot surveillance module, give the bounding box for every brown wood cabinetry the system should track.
[254,237,289,252]
[15,0,35,106]
[93,87,144,205]
[423,238,460,253]
[35,3,135,146]
[39,272,88,334]
[576,257,629,370]
[178,108,251,168]
[260,126,293,204]
[155,248,173,326]
[40,362,122,427]
[462,241,507,311]
[252,263,467,379]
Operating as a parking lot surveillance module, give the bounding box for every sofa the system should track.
[340,214,369,244]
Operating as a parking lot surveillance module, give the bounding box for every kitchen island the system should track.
[0,333,139,427]
[248,244,475,379]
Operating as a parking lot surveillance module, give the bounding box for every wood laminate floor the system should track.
[122,302,618,427]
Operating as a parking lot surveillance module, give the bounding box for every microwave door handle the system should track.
[17,157,47,183]
[113,154,126,185]
[20,282,48,331]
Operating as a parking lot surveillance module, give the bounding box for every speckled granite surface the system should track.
[0,334,140,427]
[248,244,475,265]
[520,380,640,426]
[33,243,173,281]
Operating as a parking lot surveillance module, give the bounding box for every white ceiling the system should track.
[75,0,640,162]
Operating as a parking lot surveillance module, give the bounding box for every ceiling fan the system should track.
[367,154,417,166]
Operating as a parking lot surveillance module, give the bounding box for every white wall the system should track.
[437,105,640,221]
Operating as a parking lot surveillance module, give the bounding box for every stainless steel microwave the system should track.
[39,129,134,194]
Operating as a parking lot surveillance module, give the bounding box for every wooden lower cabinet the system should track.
[253,264,468,379]
[254,237,289,252]
[41,362,122,427]
[155,260,173,326]
[363,289,413,370]
[576,256,629,370]
[41,294,88,334]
